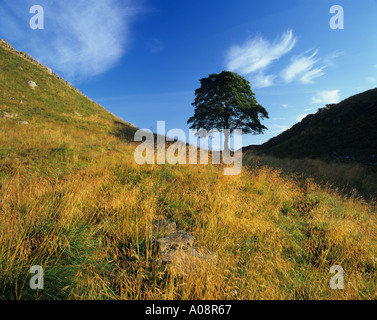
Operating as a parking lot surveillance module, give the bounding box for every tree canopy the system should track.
[187,71,269,143]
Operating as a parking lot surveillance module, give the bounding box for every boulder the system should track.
[152,228,217,277]
[28,81,37,90]
[153,230,195,253]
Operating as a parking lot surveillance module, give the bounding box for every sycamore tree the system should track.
[187,71,269,153]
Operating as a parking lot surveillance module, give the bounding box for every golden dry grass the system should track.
[1,119,377,300]
[1,43,377,300]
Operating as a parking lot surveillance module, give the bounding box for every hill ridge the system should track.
[245,87,377,165]
[0,39,97,105]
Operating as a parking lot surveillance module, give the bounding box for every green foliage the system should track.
[187,71,269,136]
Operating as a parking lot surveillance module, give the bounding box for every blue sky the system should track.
[1,0,377,147]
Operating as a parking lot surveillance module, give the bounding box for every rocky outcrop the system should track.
[151,220,217,277]
[0,39,12,50]
[1,112,18,119]
[153,230,195,253]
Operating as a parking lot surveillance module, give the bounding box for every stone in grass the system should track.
[19,120,29,125]
[74,111,83,117]
[153,230,195,253]
[152,228,218,277]
[28,81,37,90]
[1,112,18,119]
[152,219,177,237]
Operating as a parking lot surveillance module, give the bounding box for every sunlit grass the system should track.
[1,124,376,299]
[1,43,377,300]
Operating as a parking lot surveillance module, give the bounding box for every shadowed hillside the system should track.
[245,88,377,165]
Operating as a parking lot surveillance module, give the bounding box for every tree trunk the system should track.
[224,131,230,154]
[222,130,232,165]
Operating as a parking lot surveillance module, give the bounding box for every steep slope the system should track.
[245,88,377,164]
[0,39,137,176]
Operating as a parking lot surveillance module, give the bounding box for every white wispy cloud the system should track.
[225,30,296,88]
[281,50,325,84]
[311,89,341,105]
[282,103,294,109]
[249,72,277,89]
[0,0,139,81]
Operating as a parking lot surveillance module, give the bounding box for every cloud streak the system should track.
[0,0,139,81]
[225,30,329,88]
[281,50,325,84]
[311,89,341,105]
[225,30,296,88]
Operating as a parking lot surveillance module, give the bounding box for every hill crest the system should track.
[245,87,377,165]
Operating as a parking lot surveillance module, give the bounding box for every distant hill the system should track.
[245,88,377,165]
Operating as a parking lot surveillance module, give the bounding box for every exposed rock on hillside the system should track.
[28,81,37,89]
[1,111,18,119]
[151,220,217,277]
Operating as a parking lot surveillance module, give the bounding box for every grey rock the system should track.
[0,39,13,49]
[153,230,195,253]
[1,112,18,119]
[152,229,218,277]
[19,121,29,125]
[28,81,37,90]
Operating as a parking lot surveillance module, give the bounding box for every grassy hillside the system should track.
[1,41,377,300]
